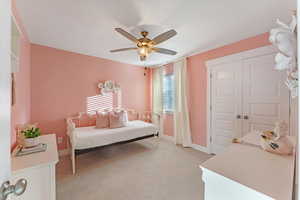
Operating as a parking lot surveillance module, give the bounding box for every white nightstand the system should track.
[200,133,295,200]
[11,134,59,200]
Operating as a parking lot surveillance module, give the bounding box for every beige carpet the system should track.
[56,138,212,200]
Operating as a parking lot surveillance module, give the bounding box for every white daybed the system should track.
[66,111,160,174]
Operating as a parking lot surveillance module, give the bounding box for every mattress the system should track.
[72,120,158,150]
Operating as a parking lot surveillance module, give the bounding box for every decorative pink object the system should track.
[72,113,96,128]
[89,114,97,126]
[95,111,109,128]
[109,110,127,129]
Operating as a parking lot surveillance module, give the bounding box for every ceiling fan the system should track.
[110,28,177,61]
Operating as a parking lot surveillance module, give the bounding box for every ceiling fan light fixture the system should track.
[138,46,149,57]
[110,28,178,61]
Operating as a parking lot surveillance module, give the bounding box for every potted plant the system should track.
[21,124,41,147]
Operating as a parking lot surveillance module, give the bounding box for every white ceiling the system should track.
[16,0,296,66]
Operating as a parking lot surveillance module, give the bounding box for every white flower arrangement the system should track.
[269,13,298,98]
[98,80,120,95]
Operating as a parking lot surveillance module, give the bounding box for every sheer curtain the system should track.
[174,59,192,147]
[152,67,164,131]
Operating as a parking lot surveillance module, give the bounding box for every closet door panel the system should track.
[211,62,242,154]
[242,54,289,135]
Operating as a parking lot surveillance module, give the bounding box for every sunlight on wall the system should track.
[86,92,122,114]
[86,93,114,114]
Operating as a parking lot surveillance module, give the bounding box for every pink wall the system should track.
[11,0,31,148]
[187,32,270,146]
[31,44,151,149]
[157,33,270,146]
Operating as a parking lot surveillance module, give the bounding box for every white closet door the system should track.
[242,54,290,135]
[211,61,242,154]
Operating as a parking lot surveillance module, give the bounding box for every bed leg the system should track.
[153,131,159,148]
[71,148,76,174]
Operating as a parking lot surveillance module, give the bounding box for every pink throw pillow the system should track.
[88,114,97,126]
[109,110,127,128]
[96,111,109,128]
[72,115,90,128]
[72,113,97,128]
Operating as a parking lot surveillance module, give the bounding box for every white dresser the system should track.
[200,133,295,200]
[11,134,59,200]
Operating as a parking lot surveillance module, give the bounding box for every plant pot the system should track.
[24,137,40,148]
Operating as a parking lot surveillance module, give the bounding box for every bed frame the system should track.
[66,110,161,174]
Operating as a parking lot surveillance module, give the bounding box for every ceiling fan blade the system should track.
[110,47,137,53]
[115,28,138,43]
[153,48,177,55]
[152,29,177,45]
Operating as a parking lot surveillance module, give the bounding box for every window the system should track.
[163,74,174,112]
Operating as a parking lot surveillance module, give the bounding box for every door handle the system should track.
[0,179,27,200]
[236,115,241,119]
[244,115,249,120]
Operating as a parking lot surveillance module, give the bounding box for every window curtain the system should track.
[174,59,192,147]
[152,67,164,131]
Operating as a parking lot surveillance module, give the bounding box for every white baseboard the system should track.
[160,134,175,142]
[160,135,210,154]
[191,144,210,154]
[59,148,70,157]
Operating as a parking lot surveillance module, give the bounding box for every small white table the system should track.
[11,134,59,200]
[200,133,295,200]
